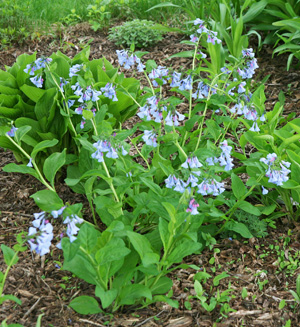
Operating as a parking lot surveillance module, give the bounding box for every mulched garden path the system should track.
[1,23,300,327]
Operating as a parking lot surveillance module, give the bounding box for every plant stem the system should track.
[6,135,55,192]
[102,160,120,202]
[128,136,150,170]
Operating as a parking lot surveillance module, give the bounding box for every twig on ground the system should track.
[23,297,42,319]
[135,310,165,327]
[78,319,106,327]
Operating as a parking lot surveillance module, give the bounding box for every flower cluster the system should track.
[193,18,222,45]
[92,139,128,163]
[27,207,84,256]
[142,130,158,147]
[148,66,169,87]
[260,153,291,186]
[116,50,145,72]
[24,58,52,75]
[6,125,18,137]
[186,198,199,215]
[206,141,234,171]
[230,96,265,132]
[192,81,217,100]
[24,57,52,88]
[237,48,259,79]
[69,64,83,77]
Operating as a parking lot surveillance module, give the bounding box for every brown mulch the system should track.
[1,23,300,327]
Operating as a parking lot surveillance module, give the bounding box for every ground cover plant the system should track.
[1,15,300,326]
[1,4,300,326]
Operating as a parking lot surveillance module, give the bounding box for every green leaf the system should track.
[95,287,117,309]
[127,231,159,266]
[169,50,194,59]
[31,190,64,211]
[231,173,247,199]
[31,139,58,160]
[69,296,102,314]
[2,163,38,179]
[226,221,253,238]
[0,294,22,305]
[95,238,131,265]
[149,276,172,295]
[238,201,262,216]
[43,149,66,188]
[140,177,162,195]
[213,272,229,286]
[118,284,152,306]
[20,84,45,103]
[1,245,18,266]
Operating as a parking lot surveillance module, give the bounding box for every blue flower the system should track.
[142,130,157,147]
[69,64,83,77]
[7,126,18,137]
[30,75,43,88]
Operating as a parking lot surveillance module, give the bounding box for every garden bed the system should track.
[1,23,300,327]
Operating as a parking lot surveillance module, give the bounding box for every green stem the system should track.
[175,140,188,159]
[0,251,19,297]
[102,160,120,203]
[7,135,55,192]
[79,246,107,290]
[118,84,142,107]
[128,136,150,170]
[144,71,155,96]
[279,189,295,221]
[46,65,77,137]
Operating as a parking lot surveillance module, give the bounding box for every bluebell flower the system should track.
[68,100,75,108]
[27,158,33,167]
[179,75,193,91]
[148,66,168,87]
[170,71,182,87]
[60,77,69,90]
[174,179,186,193]
[142,130,157,147]
[64,214,84,243]
[260,154,291,186]
[165,175,177,188]
[101,83,118,101]
[186,198,199,215]
[182,156,203,169]
[30,75,43,88]
[190,34,199,43]
[197,178,225,196]
[7,126,18,137]
[69,64,83,77]
[207,31,221,45]
[28,219,54,256]
[262,186,268,195]
[51,206,66,219]
[238,82,246,94]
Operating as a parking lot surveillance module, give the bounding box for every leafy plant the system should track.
[108,19,163,48]
[0,234,27,307]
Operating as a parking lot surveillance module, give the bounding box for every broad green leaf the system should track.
[2,163,38,179]
[149,276,172,295]
[118,284,152,306]
[140,177,162,195]
[95,238,130,265]
[20,84,45,103]
[169,50,194,59]
[69,296,102,314]
[31,190,64,211]
[95,287,117,309]
[43,149,66,187]
[238,201,261,216]
[226,221,253,238]
[213,272,230,286]
[31,139,58,160]
[1,245,18,266]
[231,173,247,199]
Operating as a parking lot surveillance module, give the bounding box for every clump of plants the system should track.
[1,18,300,317]
[108,19,163,48]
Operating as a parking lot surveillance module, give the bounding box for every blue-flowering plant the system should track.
[1,18,299,313]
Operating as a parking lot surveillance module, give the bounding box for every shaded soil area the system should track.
[1,23,300,327]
